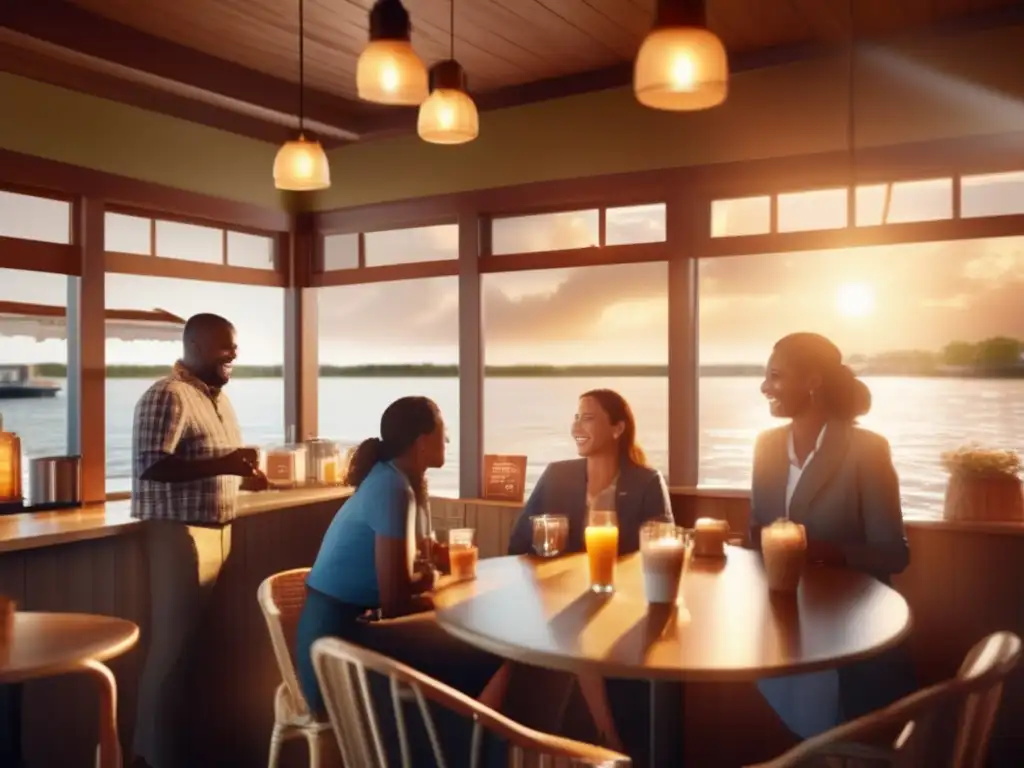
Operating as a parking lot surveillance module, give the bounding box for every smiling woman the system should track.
[698,235,1024,519]
[482,261,669,494]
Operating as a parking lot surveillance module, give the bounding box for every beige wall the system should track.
[3,23,1023,212]
[313,23,1024,209]
[0,73,286,209]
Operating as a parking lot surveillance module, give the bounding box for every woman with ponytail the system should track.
[295,396,504,724]
[750,333,914,740]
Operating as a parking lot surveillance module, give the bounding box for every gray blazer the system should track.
[508,459,673,556]
[750,420,915,722]
[749,420,910,580]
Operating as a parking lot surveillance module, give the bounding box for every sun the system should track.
[835,282,876,318]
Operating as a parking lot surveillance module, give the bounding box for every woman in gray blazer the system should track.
[508,388,673,557]
[750,332,915,739]
[505,389,673,757]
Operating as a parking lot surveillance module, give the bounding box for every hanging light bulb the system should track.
[357,0,428,106]
[274,135,331,191]
[417,2,478,147]
[274,0,330,190]
[634,0,728,111]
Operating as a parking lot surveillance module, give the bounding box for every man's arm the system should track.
[135,386,248,483]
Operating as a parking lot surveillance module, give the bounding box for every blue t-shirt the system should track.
[306,461,414,608]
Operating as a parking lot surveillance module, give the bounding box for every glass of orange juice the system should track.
[585,508,619,593]
[448,528,479,581]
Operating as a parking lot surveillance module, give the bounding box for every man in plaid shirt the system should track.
[131,313,267,768]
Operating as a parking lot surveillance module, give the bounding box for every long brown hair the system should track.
[344,396,439,507]
[580,388,648,468]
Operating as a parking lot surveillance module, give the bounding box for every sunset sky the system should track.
[2,182,1024,368]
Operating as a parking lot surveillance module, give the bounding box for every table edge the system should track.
[433,554,914,682]
[0,616,141,684]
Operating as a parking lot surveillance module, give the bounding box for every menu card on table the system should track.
[482,454,527,503]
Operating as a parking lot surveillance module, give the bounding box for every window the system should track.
[317,277,459,496]
[0,191,71,244]
[364,224,458,266]
[104,274,285,492]
[154,220,223,264]
[0,268,70,489]
[492,210,599,255]
[605,204,666,245]
[105,212,152,255]
[856,179,953,226]
[777,188,848,233]
[323,233,359,271]
[482,262,668,494]
[961,171,1024,218]
[697,236,1024,519]
[711,196,771,238]
[227,232,275,270]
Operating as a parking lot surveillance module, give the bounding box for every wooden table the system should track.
[434,548,912,766]
[0,612,140,768]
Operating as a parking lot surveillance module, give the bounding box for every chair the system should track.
[312,635,631,768]
[257,567,332,768]
[746,631,1022,768]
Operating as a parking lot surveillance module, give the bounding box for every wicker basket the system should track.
[943,471,1024,523]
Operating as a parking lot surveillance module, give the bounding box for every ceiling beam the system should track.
[0,0,365,142]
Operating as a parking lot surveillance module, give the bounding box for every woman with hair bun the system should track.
[750,333,914,739]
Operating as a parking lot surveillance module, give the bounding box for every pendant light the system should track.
[357,0,429,106]
[417,0,478,145]
[634,0,728,111]
[274,0,330,191]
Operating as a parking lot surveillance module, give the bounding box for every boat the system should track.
[0,365,60,399]
[0,302,187,399]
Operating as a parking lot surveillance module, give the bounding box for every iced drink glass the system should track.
[448,528,478,581]
[761,519,807,592]
[640,522,693,604]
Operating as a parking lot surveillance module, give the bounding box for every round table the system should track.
[434,548,911,766]
[0,612,140,768]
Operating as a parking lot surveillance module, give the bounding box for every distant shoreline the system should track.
[26,363,1024,380]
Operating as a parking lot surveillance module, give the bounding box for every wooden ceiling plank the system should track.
[579,0,654,37]
[531,0,644,59]
[4,0,363,133]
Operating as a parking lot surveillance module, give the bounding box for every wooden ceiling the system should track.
[1,0,1022,147]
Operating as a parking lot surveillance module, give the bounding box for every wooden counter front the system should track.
[0,486,352,766]
[0,485,353,554]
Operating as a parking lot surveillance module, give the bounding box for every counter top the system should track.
[0,485,353,555]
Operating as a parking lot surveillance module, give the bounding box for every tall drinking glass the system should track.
[585,508,619,593]
[640,522,693,604]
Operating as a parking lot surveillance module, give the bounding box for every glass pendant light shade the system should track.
[357,1,428,105]
[273,135,331,191]
[417,60,478,145]
[634,1,728,111]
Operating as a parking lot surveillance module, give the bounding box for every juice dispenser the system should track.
[0,414,24,514]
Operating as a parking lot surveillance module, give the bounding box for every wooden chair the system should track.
[312,635,631,768]
[257,567,332,768]
[746,631,1022,768]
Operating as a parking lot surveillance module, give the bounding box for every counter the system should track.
[0,485,353,554]
[0,485,352,766]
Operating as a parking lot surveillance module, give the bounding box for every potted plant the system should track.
[941,444,1024,523]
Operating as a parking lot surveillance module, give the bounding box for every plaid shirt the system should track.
[131,361,244,524]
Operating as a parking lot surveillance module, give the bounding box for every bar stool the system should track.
[257,568,331,768]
